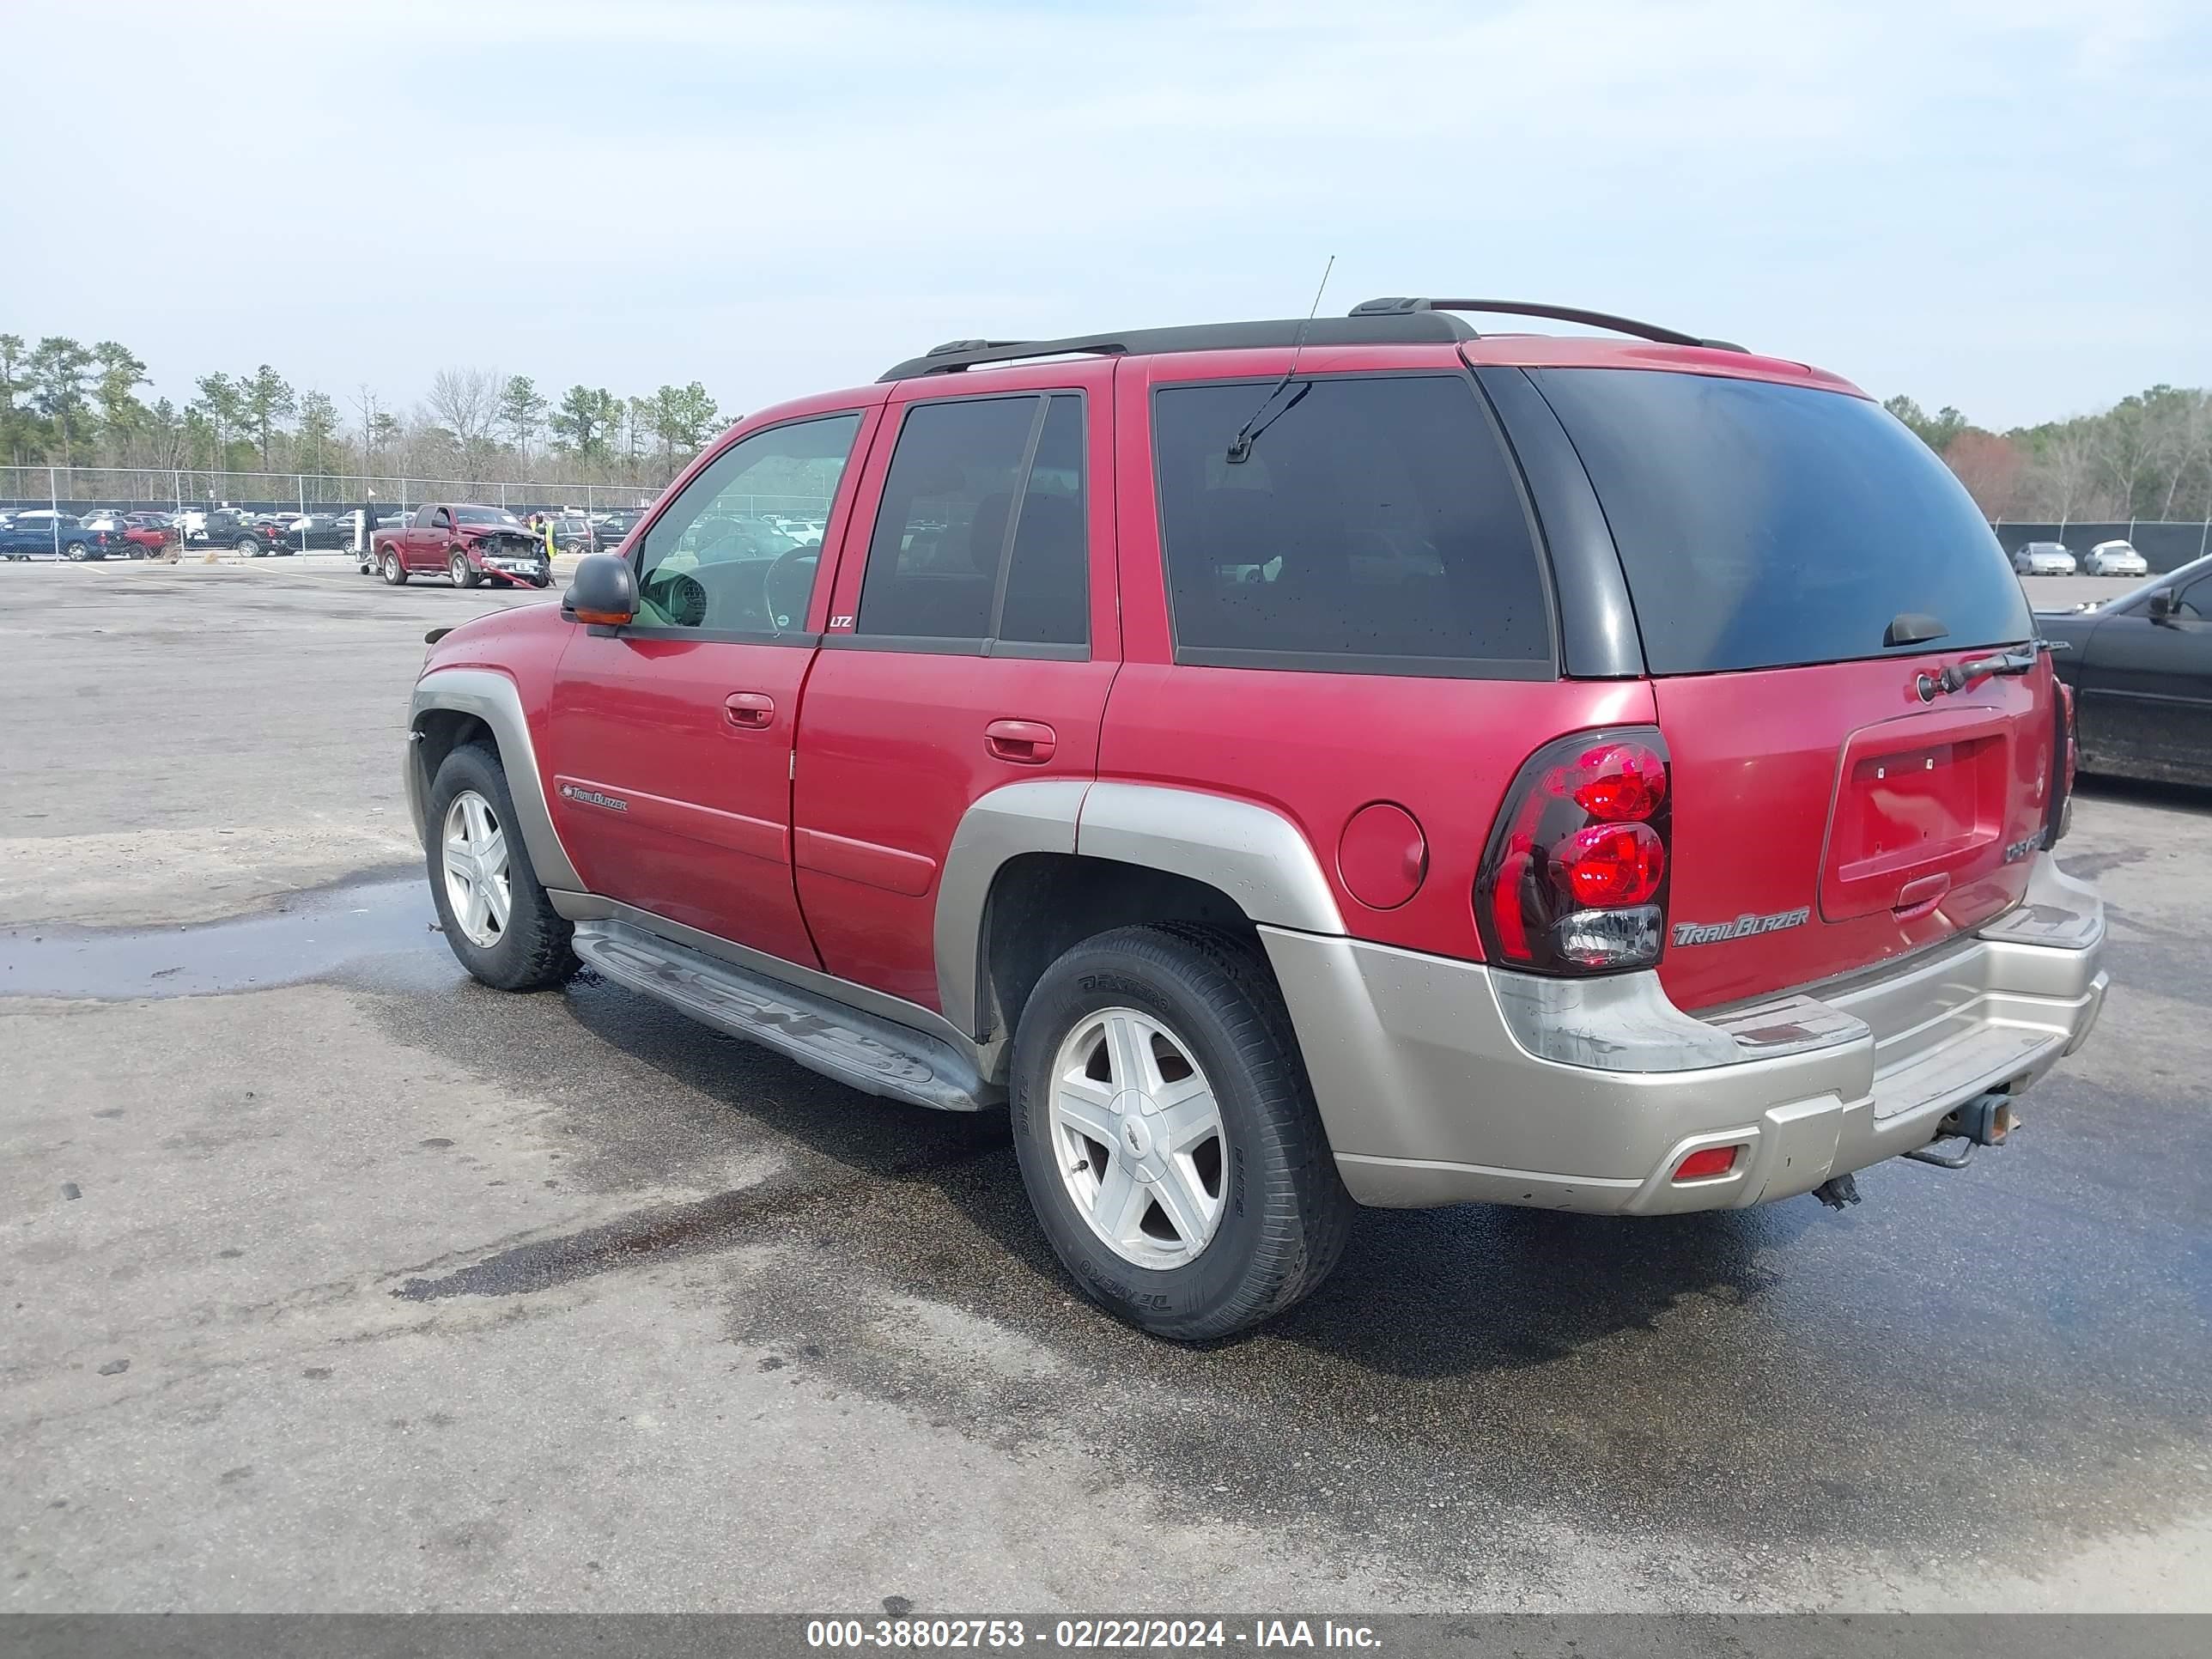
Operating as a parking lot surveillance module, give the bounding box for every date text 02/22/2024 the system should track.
[804,1619,1382,1650]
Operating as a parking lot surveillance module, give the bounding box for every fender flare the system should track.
[407,667,582,892]
[1075,781,1346,937]
[933,779,1345,1039]
[934,780,1087,1036]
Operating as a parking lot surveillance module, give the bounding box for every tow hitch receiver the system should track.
[1813,1172,1861,1209]
[1905,1091,2019,1170]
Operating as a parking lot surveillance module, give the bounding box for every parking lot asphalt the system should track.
[3,560,2209,1613]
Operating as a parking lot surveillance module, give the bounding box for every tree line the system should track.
[0,331,726,489]
[1883,386,2212,525]
[10,324,2209,524]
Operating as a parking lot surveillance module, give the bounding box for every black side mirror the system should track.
[564,553,637,628]
[2148,590,2179,621]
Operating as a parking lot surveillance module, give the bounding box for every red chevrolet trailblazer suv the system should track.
[407,298,2106,1340]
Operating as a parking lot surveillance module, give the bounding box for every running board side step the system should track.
[571,920,996,1113]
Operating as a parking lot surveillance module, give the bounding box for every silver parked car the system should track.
[2013,540,2077,576]
[2082,539,2148,577]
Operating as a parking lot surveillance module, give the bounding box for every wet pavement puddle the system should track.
[0,878,449,1000]
[391,1183,787,1302]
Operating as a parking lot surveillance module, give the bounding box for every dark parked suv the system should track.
[404,298,2106,1340]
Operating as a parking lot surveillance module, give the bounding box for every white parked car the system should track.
[2082,539,2148,577]
[2012,541,2077,577]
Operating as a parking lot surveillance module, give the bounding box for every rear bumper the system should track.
[1265,853,2105,1214]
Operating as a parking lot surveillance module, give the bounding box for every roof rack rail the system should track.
[1348,296,1748,353]
[878,311,1479,381]
[925,338,1028,358]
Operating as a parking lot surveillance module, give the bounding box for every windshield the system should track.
[1531,368,2031,674]
[453,507,523,526]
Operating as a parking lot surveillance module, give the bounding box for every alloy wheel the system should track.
[1048,1007,1228,1268]
[440,789,511,948]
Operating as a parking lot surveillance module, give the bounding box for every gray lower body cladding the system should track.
[403,670,2105,1212]
[1265,854,2106,1213]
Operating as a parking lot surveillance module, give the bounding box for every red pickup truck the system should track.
[404,297,2106,1340]
[372,503,550,588]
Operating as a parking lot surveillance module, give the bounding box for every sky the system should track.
[7,0,2208,432]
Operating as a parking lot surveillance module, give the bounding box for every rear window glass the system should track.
[1152,374,1551,675]
[1531,368,2030,675]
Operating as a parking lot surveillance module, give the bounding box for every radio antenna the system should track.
[1226,253,1334,464]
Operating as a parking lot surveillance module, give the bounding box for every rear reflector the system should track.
[1673,1146,1739,1181]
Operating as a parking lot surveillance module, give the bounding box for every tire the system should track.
[236,536,260,556]
[450,551,477,588]
[423,741,576,991]
[1009,923,1353,1341]
[381,550,408,586]
[64,542,90,562]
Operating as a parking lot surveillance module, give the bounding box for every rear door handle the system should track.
[724,692,775,730]
[984,719,1056,765]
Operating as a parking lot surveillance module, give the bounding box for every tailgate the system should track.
[1655,657,2054,1011]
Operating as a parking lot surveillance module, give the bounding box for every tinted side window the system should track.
[996,394,1087,647]
[2175,574,2212,620]
[858,397,1039,644]
[633,413,861,634]
[1152,375,1551,673]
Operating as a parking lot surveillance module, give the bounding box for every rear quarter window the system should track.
[1152,374,1553,677]
[1531,368,2030,674]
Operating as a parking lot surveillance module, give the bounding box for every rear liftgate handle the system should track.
[1893,872,1951,921]
[984,719,1056,765]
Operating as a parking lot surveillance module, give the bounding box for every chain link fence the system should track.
[1990,520,2212,573]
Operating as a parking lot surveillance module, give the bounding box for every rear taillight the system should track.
[2048,679,2077,845]
[1474,727,1672,975]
